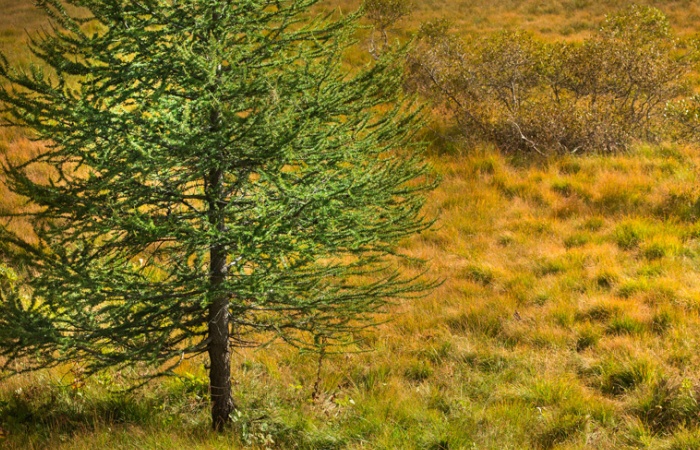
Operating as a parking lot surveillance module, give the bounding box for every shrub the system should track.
[408,6,691,154]
[667,95,700,142]
[364,0,412,56]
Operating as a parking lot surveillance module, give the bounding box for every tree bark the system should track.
[207,166,234,431]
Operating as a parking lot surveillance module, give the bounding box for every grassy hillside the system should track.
[4,0,700,40]
[4,1,700,449]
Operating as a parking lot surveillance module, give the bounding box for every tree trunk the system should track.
[208,250,233,431]
[206,28,233,426]
[207,167,234,431]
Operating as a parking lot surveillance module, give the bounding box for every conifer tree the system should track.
[0,0,433,430]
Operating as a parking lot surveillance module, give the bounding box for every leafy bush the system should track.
[666,94,700,142]
[408,6,691,154]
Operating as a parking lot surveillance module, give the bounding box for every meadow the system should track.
[4,1,700,449]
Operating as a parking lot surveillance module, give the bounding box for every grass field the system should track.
[4,1,700,449]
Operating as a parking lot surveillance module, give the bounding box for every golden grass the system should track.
[0,1,49,68]
[4,142,699,448]
[4,0,700,449]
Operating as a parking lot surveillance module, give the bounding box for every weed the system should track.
[473,155,500,175]
[523,379,578,407]
[559,160,581,175]
[637,263,665,278]
[583,216,605,231]
[421,341,453,364]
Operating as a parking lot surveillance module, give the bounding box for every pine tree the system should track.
[0,0,433,430]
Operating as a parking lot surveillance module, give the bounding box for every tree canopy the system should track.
[0,0,434,429]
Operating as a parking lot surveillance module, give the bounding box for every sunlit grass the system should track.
[4,0,700,449]
[6,140,700,449]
